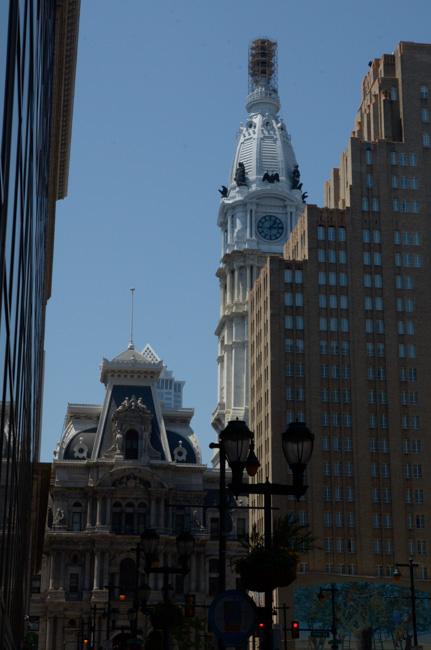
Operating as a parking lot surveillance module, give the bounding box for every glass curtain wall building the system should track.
[0,1,80,648]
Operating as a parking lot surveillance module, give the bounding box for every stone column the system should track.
[48,553,55,590]
[150,498,155,527]
[96,496,102,527]
[45,616,54,649]
[93,551,100,590]
[86,497,92,529]
[84,552,91,591]
[103,551,110,588]
[190,554,196,593]
[196,553,205,593]
[105,496,111,527]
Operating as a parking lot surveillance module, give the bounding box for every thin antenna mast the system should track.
[128,283,135,350]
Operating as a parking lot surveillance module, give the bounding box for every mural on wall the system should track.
[294,582,431,648]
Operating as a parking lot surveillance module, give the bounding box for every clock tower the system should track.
[212,39,305,437]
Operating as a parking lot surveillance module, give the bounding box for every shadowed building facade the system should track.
[30,345,246,649]
[249,42,431,615]
[0,1,80,648]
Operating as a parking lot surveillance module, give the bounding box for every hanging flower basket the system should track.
[236,548,298,592]
[150,601,183,630]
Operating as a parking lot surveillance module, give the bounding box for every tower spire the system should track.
[128,283,135,350]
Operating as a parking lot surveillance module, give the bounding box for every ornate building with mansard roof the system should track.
[30,343,246,649]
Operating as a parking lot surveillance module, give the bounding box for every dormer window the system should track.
[125,430,138,459]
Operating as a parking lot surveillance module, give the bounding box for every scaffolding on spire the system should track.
[248,38,278,94]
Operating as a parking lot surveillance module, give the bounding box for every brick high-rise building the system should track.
[249,41,431,601]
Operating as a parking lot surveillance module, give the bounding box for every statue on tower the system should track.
[234,161,247,186]
[292,164,302,190]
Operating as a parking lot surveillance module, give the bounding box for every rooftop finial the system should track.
[128,282,135,350]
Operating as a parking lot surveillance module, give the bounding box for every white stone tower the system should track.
[212,38,305,437]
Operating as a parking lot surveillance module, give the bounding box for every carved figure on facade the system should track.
[53,508,66,527]
[113,474,150,489]
[103,395,161,460]
[218,185,229,197]
[292,163,302,190]
[234,161,247,186]
[262,171,279,183]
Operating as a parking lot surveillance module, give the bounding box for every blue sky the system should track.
[41,0,431,464]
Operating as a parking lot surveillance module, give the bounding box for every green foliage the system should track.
[237,512,318,559]
[172,616,206,650]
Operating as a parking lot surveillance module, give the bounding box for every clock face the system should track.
[257,215,284,241]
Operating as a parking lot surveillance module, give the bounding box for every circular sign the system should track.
[25,632,38,645]
[209,589,257,646]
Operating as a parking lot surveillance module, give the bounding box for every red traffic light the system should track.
[292,621,300,638]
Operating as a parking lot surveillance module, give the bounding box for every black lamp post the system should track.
[217,418,314,650]
[141,528,195,650]
[394,558,419,646]
[318,585,338,649]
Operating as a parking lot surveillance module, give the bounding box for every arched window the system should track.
[125,430,138,459]
[71,502,83,531]
[119,558,136,598]
[137,502,147,533]
[112,501,122,534]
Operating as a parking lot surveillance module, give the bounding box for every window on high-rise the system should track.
[374,275,382,288]
[413,255,422,267]
[339,228,346,241]
[402,232,411,244]
[324,512,332,526]
[412,232,421,245]
[319,272,326,285]
[363,252,371,265]
[328,250,336,263]
[366,320,374,333]
[339,251,347,264]
[328,227,336,241]
[421,108,429,122]
[285,269,293,282]
[416,514,425,529]
[415,490,424,504]
[401,200,409,213]
[392,176,398,188]
[363,229,370,242]
[412,440,421,453]
[364,274,372,287]
[366,150,372,164]
[366,174,373,188]
[340,295,348,309]
[376,321,384,334]
[421,85,428,99]
[295,270,303,283]
[411,200,419,212]
[400,176,409,189]
[367,343,374,357]
[285,293,293,306]
[391,152,397,165]
[405,300,414,312]
[374,540,382,554]
[393,199,400,212]
[331,341,339,354]
[418,541,426,556]
[409,368,417,381]
[398,322,405,335]
[410,154,417,166]
[373,513,381,528]
[377,344,385,357]
[362,197,369,211]
[318,249,325,262]
[341,342,349,355]
[405,276,413,289]
[413,464,422,479]
[408,345,416,359]
[372,198,379,211]
[322,413,330,427]
[381,439,389,453]
[317,227,325,240]
[423,133,430,146]
[399,154,407,165]
[329,272,337,286]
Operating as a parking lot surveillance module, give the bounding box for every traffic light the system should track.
[292,621,300,638]
[185,593,195,617]
[254,606,265,638]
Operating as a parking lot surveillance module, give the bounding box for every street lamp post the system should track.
[141,529,195,650]
[318,585,338,649]
[216,419,314,650]
[394,558,419,646]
